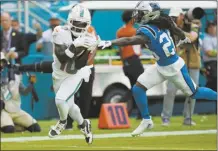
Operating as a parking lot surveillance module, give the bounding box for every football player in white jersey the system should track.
[48,4,98,144]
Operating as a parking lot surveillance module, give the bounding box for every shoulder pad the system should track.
[52,26,70,45]
[137,25,156,39]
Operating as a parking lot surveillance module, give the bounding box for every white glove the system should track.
[98,40,112,49]
[73,35,98,50]
[176,37,191,47]
[79,65,93,82]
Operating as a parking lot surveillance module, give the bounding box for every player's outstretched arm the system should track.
[170,23,186,40]
[111,35,148,46]
[98,35,149,49]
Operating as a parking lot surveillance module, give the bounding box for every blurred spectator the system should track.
[116,10,144,119]
[36,13,60,55]
[0,52,41,133]
[11,19,42,53]
[161,8,201,126]
[202,21,217,91]
[66,25,97,130]
[11,19,21,32]
[0,12,26,64]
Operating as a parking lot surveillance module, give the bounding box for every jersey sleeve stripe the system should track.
[140,25,156,38]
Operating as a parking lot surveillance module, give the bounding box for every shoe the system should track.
[80,119,93,144]
[161,117,170,126]
[48,120,66,138]
[131,118,154,137]
[183,118,196,126]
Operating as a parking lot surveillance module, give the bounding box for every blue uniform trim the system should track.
[157,55,179,66]
[180,65,196,93]
[137,24,179,66]
[140,25,156,38]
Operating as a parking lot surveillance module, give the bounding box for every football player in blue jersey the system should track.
[98,1,217,136]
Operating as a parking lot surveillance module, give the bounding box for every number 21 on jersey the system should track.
[159,30,176,57]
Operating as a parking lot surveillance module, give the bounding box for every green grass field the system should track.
[1,115,217,150]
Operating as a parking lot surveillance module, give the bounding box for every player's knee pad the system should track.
[26,123,41,132]
[1,125,15,133]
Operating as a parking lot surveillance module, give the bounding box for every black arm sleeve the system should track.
[54,43,76,63]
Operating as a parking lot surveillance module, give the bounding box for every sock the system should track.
[132,85,150,119]
[68,104,84,125]
[192,87,217,100]
[55,99,69,121]
[60,120,67,124]
[79,120,86,129]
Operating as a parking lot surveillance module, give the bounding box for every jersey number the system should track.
[159,31,176,57]
[60,59,77,74]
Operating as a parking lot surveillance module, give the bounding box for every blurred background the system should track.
[0,0,217,121]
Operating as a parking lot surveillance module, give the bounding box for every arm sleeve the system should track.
[54,43,76,63]
[52,26,78,62]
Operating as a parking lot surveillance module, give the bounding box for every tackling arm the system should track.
[111,35,149,47]
[170,24,186,40]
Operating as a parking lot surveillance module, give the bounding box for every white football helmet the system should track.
[132,1,161,24]
[67,4,91,37]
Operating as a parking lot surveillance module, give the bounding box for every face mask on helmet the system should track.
[133,1,161,24]
[69,20,88,36]
[68,4,91,37]
[132,10,146,24]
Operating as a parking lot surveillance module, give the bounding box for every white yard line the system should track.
[1,129,216,143]
[6,144,215,150]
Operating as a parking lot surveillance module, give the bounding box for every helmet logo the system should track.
[80,8,84,17]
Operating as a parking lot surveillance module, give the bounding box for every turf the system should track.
[1,115,217,150]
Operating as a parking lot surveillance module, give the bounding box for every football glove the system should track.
[79,65,93,82]
[73,35,98,50]
[98,40,112,49]
[176,37,191,47]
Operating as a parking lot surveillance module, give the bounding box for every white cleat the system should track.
[48,120,66,138]
[131,118,154,137]
[80,119,93,144]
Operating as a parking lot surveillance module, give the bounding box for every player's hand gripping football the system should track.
[73,34,98,50]
[176,37,191,47]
